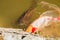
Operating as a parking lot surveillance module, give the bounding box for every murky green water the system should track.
[0,0,60,28]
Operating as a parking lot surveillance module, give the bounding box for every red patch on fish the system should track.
[32,27,37,33]
[57,17,60,20]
